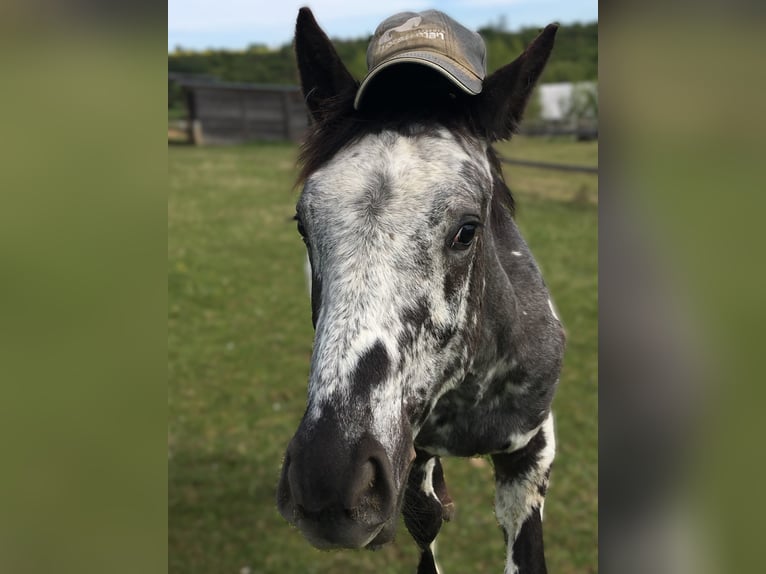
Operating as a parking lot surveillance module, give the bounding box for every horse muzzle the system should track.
[276,418,399,549]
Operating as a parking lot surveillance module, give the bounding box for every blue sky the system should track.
[169,0,597,52]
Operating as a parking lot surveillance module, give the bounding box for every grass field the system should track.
[168,136,598,573]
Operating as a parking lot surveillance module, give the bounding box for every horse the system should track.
[277,8,565,574]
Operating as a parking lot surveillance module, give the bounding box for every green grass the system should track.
[496,136,599,205]
[168,136,597,573]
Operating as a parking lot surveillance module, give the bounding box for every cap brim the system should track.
[354,51,483,110]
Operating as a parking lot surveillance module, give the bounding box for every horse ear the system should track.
[473,24,558,141]
[295,7,357,121]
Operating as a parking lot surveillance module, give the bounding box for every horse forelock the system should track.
[296,87,514,216]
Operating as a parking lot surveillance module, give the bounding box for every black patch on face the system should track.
[399,297,459,362]
[352,340,390,397]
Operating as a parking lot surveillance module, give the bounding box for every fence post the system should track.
[190,120,204,145]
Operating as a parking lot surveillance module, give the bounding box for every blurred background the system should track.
[6,1,765,574]
[168,2,598,573]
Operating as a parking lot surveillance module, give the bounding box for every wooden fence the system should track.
[177,80,309,145]
[498,155,598,174]
[517,119,598,141]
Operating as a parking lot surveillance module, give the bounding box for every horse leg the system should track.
[403,451,454,574]
[491,412,555,574]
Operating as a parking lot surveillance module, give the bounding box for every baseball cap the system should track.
[354,10,487,110]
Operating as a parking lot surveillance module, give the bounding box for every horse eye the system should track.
[450,223,478,250]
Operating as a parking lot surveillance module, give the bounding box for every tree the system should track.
[562,83,598,121]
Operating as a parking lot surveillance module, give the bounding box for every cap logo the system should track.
[378,16,446,51]
[355,10,486,110]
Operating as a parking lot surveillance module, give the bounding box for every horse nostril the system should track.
[359,460,376,491]
[347,455,393,523]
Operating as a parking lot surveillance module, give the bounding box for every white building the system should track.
[537,81,597,121]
